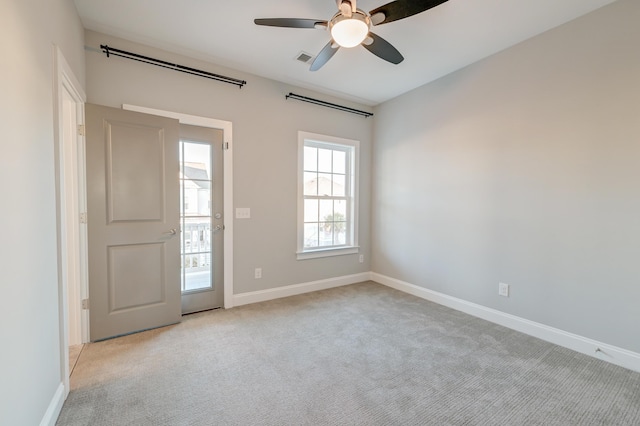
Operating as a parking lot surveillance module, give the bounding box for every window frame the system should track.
[297,131,359,260]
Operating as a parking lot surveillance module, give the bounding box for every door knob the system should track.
[213,225,222,232]
[165,228,177,235]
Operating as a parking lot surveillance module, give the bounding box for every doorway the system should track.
[85,104,235,341]
[122,104,235,309]
[54,46,87,395]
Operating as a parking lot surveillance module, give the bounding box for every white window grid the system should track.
[297,132,359,259]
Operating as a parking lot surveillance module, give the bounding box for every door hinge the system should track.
[77,124,85,136]
[79,212,88,224]
[223,142,229,150]
[81,299,89,310]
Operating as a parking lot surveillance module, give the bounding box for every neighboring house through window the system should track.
[297,131,359,259]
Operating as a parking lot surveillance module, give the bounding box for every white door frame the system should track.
[123,104,234,309]
[53,45,88,398]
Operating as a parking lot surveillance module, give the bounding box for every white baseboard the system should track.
[371,272,640,373]
[40,382,65,426]
[233,272,371,307]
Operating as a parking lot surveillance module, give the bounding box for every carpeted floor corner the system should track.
[56,281,640,425]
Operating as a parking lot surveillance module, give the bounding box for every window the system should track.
[297,131,359,259]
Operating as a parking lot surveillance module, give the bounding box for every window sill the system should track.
[296,246,359,260]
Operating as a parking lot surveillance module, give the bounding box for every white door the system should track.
[180,124,224,313]
[85,103,181,341]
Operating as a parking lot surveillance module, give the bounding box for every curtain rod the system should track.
[285,93,373,118]
[100,45,247,88]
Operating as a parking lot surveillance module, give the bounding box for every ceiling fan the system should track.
[255,0,449,71]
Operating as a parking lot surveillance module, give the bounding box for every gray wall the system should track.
[85,31,372,295]
[0,0,85,424]
[372,0,640,353]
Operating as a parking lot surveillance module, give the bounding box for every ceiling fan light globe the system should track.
[330,14,369,48]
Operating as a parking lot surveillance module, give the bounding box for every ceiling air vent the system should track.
[295,52,314,64]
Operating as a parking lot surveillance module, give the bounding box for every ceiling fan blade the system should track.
[362,32,404,64]
[254,18,328,29]
[369,0,449,26]
[310,42,340,71]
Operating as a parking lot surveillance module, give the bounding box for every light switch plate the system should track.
[236,208,251,219]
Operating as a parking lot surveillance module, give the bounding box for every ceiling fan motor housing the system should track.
[337,0,357,16]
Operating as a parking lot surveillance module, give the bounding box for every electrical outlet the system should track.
[498,282,510,297]
[359,254,364,263]
[254,268,262,279]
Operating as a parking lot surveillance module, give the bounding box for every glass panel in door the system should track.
[180,142,213,292]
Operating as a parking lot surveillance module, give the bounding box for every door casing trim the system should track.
[53,45,87,404]
[122,104,234,309]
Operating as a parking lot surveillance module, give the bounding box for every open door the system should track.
[85,103,181,341]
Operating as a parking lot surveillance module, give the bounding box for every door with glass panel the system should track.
[179,124,224,314]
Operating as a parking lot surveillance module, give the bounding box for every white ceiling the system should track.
[74,0,617,106]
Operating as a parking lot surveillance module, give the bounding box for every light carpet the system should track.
[57,281,640,425]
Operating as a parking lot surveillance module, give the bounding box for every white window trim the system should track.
[297,131,359,260]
